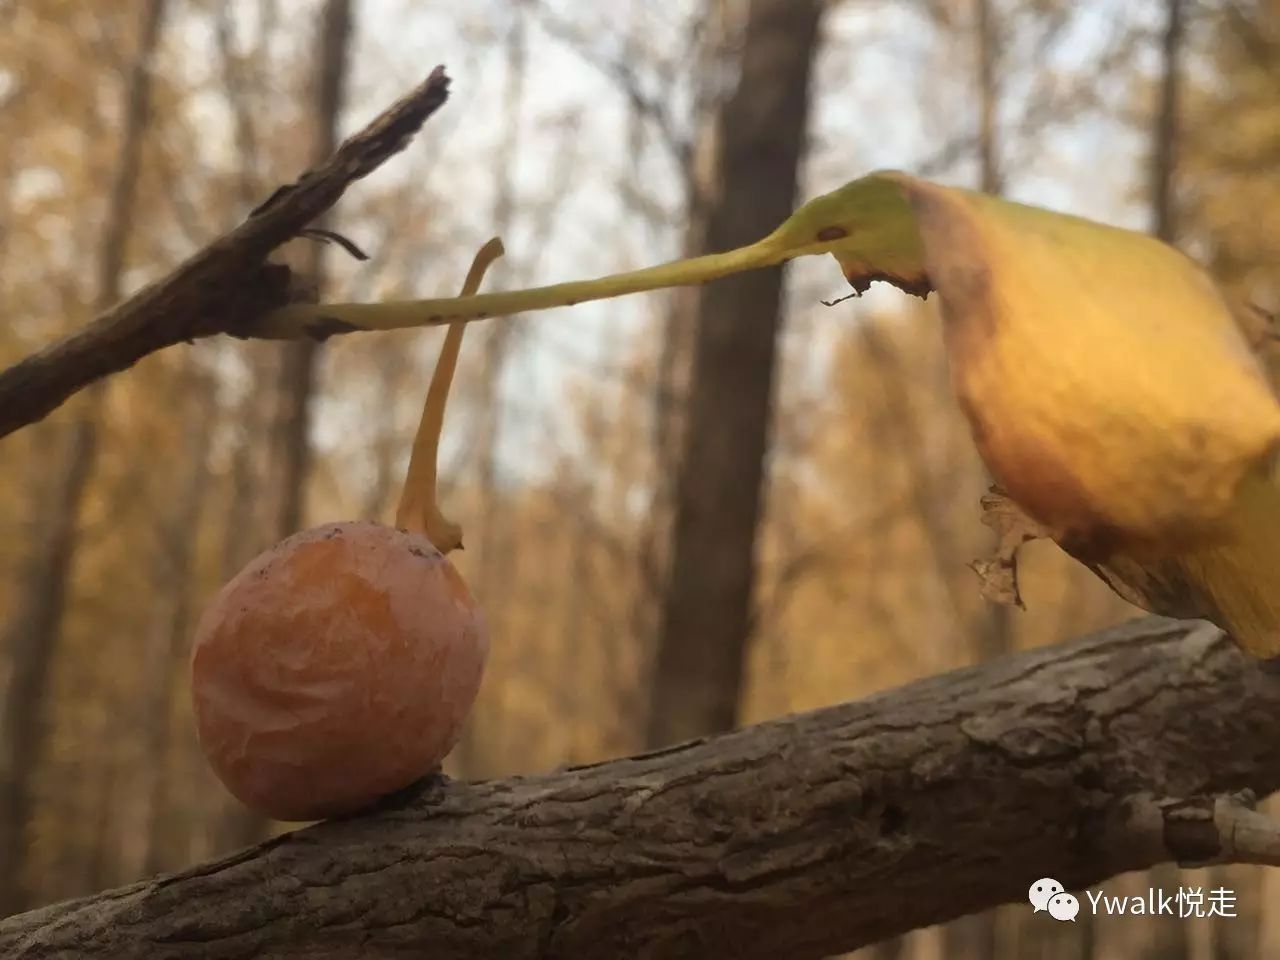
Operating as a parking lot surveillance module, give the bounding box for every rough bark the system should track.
[0,67,451,440]
[6,618,1280,958]
[646,0,825,747]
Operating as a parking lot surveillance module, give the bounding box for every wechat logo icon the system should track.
[1048,893,1080,922]
[1029,878,1079,922]
[1029,878,1063,913]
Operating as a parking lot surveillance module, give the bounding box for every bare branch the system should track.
[0,67,451,440]
[1119,789,1280,868]
[5,617,1280,958]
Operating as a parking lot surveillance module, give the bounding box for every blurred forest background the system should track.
[0,0,1276,956]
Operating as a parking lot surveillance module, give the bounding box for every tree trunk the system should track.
[627,3,732,737]
[7,619,1280,959]
[645,0,825,748]
[207,2,282,855]
[0,407,99,913]
[1140,6,1191,956]
[272,0,354,543]
[225,0,355,849]
[1151,0,1185,244]
[946,3,1007,954]
[137,371,217,878]
[967,0,1012,668]
[452,4,525,777]
[0,0,167,915]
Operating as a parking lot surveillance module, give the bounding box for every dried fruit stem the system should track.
[396,238,505,549]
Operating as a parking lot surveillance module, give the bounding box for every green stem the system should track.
[262,235,786,337]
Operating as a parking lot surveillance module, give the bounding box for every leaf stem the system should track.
[395,237,505,550]
[262,236,785,337]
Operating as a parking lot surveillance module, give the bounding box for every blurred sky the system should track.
[188,0,1167,487]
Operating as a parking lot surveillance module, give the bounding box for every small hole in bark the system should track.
[1075,764,1104,790]
[551,899,571,927]
[881,804,906,836]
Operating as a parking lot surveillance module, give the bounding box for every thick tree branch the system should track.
[0,67,450,440]
[4,617,1280,958]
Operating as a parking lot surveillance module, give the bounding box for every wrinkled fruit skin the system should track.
[190,521,487,821]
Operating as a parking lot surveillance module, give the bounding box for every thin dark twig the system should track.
[299,227,371,261]
[0,67,452,439]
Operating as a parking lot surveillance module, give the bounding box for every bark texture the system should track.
[6,617,1280,958]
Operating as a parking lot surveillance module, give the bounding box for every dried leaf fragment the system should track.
[969,487,1051,609]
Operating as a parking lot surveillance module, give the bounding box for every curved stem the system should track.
[395,238,505,549]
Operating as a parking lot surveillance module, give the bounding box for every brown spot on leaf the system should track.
[1082,553,1218,623]
[904,186,999,344]
[975,425,1120,558]
[953,393,1127,556]
[306,316,361,340]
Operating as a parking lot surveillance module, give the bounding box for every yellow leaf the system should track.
[272,172,1280,647]
[1086,473,1280,658]
[893,175,1280,549]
